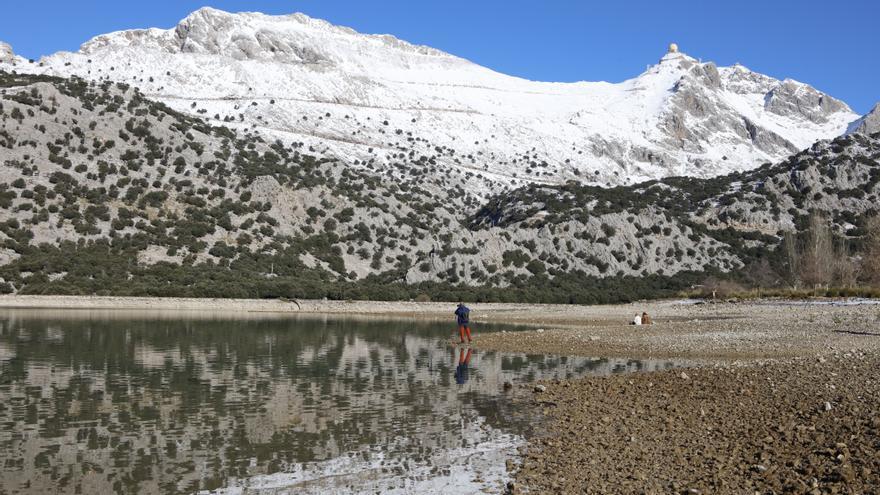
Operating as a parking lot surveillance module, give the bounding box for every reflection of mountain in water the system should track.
[0,311,681,494]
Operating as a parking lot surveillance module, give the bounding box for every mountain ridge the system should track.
[0,8,862,192]
[0,70,877,302]
[0,10,877,301]
[79,8,458,65]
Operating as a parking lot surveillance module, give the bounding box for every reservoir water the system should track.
[0,309,682,494]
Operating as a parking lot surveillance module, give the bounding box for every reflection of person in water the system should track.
[454,347,473,385]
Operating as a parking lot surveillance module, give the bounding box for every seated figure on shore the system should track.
[631,313,642,326]
[641,312,653,325]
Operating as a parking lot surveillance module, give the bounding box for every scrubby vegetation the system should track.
[472,131,880,296]
[0,70,879,303]
[0,238,709,303]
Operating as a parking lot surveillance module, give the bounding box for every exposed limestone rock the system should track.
[0,42,14,64]
[847,103,880,136]
[764,79,849,124]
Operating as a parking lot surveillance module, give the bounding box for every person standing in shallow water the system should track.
[454,302,473,344]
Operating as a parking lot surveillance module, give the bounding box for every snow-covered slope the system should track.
[1,8,860,191]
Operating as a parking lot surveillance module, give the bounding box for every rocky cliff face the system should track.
[0,42,17,64]
[848,104,880,136]
[0,8,860,194]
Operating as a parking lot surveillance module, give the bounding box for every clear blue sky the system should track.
[2,0,877,112]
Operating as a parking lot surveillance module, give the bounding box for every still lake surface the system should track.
[0,309,682,494]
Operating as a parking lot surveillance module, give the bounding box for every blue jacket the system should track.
[454,305,470,325]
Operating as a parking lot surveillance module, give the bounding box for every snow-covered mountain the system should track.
[1,64,878,298]
[0,7,861,191]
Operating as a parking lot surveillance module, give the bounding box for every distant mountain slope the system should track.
[848,103,880,136]
[0,71,877,302]
[0,7,859,193]
[470,130,880,287]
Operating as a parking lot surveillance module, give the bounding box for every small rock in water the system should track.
[534,384,547,393]
[503,381,513,391]
[589,335,599,341]
[680,372,690,380]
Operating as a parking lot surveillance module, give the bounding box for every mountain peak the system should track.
[188,5,230,16]
[6,10,860,190]
[179,6,321,28]
[0,41,15,64]
[657,42,699,63]
[651,46,709,79]
[659,50,696,64]
[78,7,455,66]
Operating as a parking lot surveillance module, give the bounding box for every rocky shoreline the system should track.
[475,299,880,359]
[474,301,880,494]
[510,352,880,494]
[0,294,674,320]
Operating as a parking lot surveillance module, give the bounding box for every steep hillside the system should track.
[0,71,878,302]
[0,71,465,297]
[471,131,880,288]
[0,8,859,193]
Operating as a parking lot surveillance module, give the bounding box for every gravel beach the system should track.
[475,299,880,359]
[469,300,880,494]
[511,353,880,494]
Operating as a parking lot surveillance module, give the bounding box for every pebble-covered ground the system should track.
[472,301,880,494]
[476,300,880,359]
[511,353,880,494]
